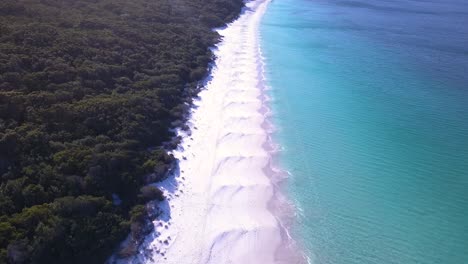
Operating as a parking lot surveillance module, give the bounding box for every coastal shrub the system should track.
[139,186,165,202]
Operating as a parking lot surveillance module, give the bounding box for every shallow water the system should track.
[260,0,468,263]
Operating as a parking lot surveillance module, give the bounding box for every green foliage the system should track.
[0,0,243,263]
[139,186,165,202]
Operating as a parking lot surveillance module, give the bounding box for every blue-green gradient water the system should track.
[260,0,468,263]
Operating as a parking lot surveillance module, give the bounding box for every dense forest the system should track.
[0,0,243,263]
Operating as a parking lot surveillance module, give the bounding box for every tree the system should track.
[0,0,243,262]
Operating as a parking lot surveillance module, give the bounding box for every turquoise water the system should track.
[260,0,468,263]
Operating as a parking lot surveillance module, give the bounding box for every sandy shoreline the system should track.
[113,0,305,263]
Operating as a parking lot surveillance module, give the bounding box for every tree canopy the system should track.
[0,0,243,262]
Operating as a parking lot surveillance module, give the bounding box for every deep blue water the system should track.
[260,0,468,263]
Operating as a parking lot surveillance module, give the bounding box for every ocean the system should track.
[260,0,468,263]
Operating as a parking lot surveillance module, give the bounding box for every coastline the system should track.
[114,0,305,263]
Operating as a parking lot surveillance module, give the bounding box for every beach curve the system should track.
[115,0,304,263]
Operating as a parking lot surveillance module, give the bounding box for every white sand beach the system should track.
[114,0,303,263]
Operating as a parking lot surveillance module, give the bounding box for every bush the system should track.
[139,186,165,202]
